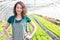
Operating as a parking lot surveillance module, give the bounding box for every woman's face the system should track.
[16,4,22,15]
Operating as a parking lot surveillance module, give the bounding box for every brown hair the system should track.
[13,1,27,18]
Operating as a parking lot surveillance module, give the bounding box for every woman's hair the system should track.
[13,1,27,18]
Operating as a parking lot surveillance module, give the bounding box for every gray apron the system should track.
[12,18,25,40]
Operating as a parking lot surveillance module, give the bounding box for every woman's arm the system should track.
[3,22,10,37]
[25,21,37,39]
[29,21,37,38]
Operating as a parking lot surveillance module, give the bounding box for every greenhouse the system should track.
[0,0,60,40]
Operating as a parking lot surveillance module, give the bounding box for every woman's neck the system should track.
[15,14,22,20]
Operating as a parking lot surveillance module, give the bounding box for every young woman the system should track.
[4,1,37,40]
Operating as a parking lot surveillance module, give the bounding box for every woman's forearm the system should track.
[30,25,37,37]
[4,23,10,37]
[4,28,10,37]
[29,21,37,38]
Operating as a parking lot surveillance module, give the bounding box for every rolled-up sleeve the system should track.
[7,16,12,23]
[26,16,31,22]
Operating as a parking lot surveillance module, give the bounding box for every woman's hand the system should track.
[7,35,13,40]
[24,33,32,40]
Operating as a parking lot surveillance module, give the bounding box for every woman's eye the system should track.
[17,7,19,9]
[20,7,22,9]
[16,7,22,9]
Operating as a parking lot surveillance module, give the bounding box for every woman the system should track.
[4,1,37,40]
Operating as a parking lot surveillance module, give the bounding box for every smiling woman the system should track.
[3,1,37,40]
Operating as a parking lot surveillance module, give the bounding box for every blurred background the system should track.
[0,0,60,40]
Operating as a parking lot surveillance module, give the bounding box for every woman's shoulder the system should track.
[9,15,15,18]
[24,15,29,18]
[24,15,31,22]
[7,15,15,24]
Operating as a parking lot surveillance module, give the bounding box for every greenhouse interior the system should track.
[0,0,60,40]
